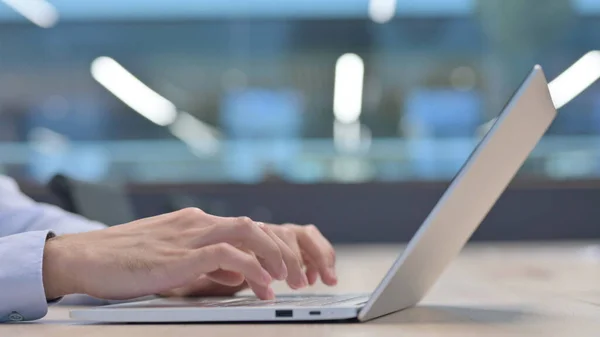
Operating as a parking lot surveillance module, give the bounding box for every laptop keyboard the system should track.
[202,295,369,307]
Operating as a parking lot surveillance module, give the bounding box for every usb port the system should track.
[275,310,293,318]
[309,311,321,316]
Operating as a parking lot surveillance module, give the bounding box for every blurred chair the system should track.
[220,88,303,183]
[402,89,482,179]
[47,174,135,226]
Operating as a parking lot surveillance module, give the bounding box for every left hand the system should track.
[161,223,337,297]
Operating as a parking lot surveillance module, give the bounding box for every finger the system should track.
[163,275,248,298]
[247,279,275,300]
[301,250,320,285]
[206,269,246,287]
[260,224,307,289]
[296,225,337,285]
[198,276,248,296]
[275,226,302,261]
[195,216,287,280]
[195,243,273,290]
[305,265,319,286]
[234,249,272,299]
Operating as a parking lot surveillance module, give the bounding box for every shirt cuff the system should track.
[0,230,53,322]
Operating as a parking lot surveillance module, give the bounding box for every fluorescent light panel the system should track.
[333,53,365,124]
[91,56,178,126]
[368,0,397,23]
[548,50,600,109]
[1,0,58,28]
[168,111,220,154]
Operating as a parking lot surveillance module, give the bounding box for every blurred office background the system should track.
[2,0,600,242]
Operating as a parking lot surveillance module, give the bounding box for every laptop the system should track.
[70,65,557,323]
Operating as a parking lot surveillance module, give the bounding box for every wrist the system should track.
[42,235,80,299]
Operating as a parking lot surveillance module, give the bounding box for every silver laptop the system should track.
[70,65,557,323]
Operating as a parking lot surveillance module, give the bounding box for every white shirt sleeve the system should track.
[0,175,109,322]
[0,230,54,322]
[0,175,106,236]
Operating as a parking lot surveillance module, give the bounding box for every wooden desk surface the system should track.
[3,243,600,336]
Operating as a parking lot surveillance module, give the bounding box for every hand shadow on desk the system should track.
[370,304,533,325]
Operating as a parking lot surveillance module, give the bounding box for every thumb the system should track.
[161,274,248,298]
[206,269,246,287]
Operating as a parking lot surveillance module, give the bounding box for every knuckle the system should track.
[180,207,205,218]
[240,252,258,267]
[235,217,255,233]
[279,227,296,241]
[305,224,319,234]
[211,243,233,256]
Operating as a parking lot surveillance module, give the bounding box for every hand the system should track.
[271,224,337,286]
[42,208,307,301]
[161,223,337,297]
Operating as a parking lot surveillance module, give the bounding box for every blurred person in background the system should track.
[0,174,337,322]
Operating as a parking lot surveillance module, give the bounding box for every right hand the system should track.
[42,208,307,301]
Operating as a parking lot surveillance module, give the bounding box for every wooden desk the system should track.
[3,243,600,336]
